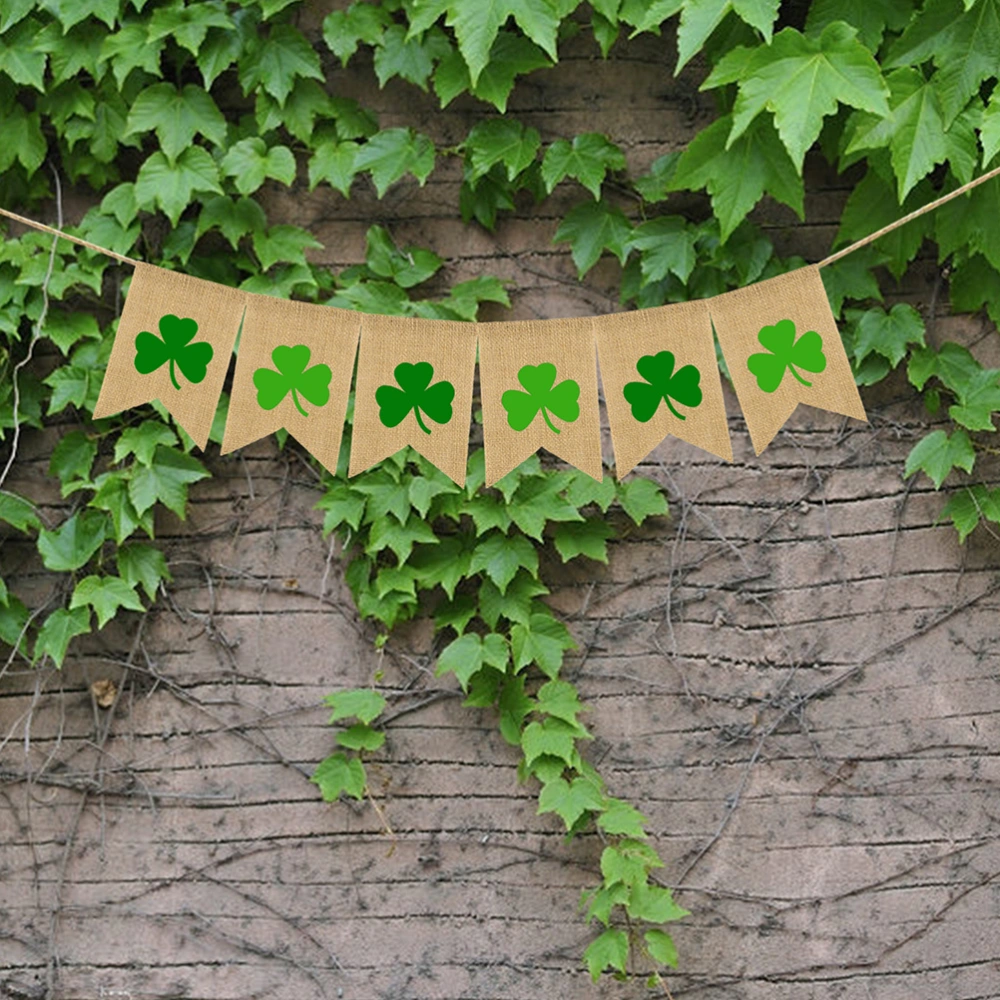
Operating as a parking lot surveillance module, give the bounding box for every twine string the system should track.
[815,161,1000,268]
[0,206,141,265]
[5,158,1000,276]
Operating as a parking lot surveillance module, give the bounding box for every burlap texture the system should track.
[93,263,246,448]
[478,318,603,485]
[594,299,732,476]
[221,295,361,475]
[349,314,477,483]
[708,266,867,453]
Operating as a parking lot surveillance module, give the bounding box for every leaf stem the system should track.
[291,388,309,418]
[788,366,813,388]
[413,407,431,434]
[168,358,180,391]
[664,398,687,421]
[541,407,561,434]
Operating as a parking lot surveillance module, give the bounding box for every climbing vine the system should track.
[3,0,1000,986]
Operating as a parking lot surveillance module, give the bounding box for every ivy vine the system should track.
[3,0,1000,988]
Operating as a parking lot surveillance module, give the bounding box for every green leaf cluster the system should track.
[317,444,676,978]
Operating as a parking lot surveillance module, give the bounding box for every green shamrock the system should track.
[133,314,213,390]
[623,351,703,422]
[501,363,580,434]
[253,344,332,417]
[375,362,455,434]
[747,318,826,393]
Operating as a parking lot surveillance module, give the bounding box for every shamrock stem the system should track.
[665,398,687,421]
[413,407,432,435]
[788,366,813,388]
[540,407,561,434]
[291,389,309,417]
[168,359,180,391]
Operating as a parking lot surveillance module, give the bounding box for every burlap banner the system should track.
[594,299,732,476]
[478,319,603,485]
[708,266,867,454]
[93,263,247,448]
[349,314,477,484]
[87,255,869,482]
[221,295,361,475]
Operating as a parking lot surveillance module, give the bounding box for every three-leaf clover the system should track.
[253,344,332,417]
[502,363,580,434]
[133,314,214,390]
[623,351,703,422]
[375,362,455,434]
[747,319,827,393]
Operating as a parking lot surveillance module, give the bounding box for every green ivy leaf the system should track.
[446,0,559,86]
[0,103,47,175]
[669,114,803,242]
[147,0,232,54]
[374,24,450,90]
[0,491,42,534]
[616,476,668,524]
[128,445,210,519]
[100,20,166,88]
[676,0,778,72]
[323,2,391,66]
[903,428,976,488]
[336,723,387,751]
[365,513,439,562]
[125,83,228,164]
[324,688,387,725]
[852,303,925,367]
[845,68,949,201]
[0,17,48,90]
[552,519,615,562]
[583,927,628,983]
[628,881,690,923]
[134,147,224,226]
[644,929,680,968]
[436,632,510,691]
[37,510,107,572]
[541,132,625,199]
[535,678,586,726]
[117,542,172,601]
[70,574,145,629]
[239,23,324,106]
[221,138,297,196]
[538,774,605,827]
[252,224,323,271]
[510,612,575,678]
[949,367,1000,432]
[478,572,549,628]
[805,0,912,52]
[312,751,366,801]
[434,30,550,112]
[597,797,648,838]
[506,475,583,539]
[937,485,1000,542]
[49,430,97,492]
[114,421,179,466]
[521,715,583,768]
[553,199,632,278]
[468,531,539,594]
[466,118,541,182]
[308,140,359,197]
[717,23,890,171]
[33,606,91,668]
[354,127,436,197]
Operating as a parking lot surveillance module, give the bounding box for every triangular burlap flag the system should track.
[221,295,361,475]
[594,300,732,476]
[708,265,867,453]
[349,314,477,484]
[94,263,247,448]
[478,318,603,485]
